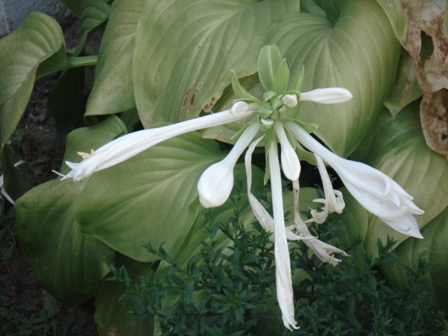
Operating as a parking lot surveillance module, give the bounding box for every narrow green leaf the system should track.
[258,45,283,91]
[273,59,290,94]
[85,0,143,116]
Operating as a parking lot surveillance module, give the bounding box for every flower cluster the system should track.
[58,46,423,330]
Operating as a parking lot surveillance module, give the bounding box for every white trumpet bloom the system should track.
[299,88,353,104]
[198,122,259,208]
[58,106,255,181]
[286,122,424,238]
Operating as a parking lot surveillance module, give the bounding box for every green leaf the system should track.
[0,13,66,149]
[268,0,401,156]
[379,206,448,311]
[95,254,155,336]
[351,102,448,254]
[75,132,227,261]
[15,179,115,305]
[375,0,408,41]
[14,116,127,305]
[273,59,290,94]
[85,0,143,116]
[384,49,422,118]
[132,0,285,126]
[258,45,283,92]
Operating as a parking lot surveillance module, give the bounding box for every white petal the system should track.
[267,143,299,331]
[314,155,345,214]
[64,109,254,181]
[275,122,301,181]
[299,88,353,104]
[286,122,424,239]
[198,122,259,208]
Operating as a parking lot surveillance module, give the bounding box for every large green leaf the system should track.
[132,0,288,126]
[14,116,127,305]
[85,0,143,116]
[15,180,114,306]
[95,253,155,336]
[267,0,401,157]
[75,132,227,261]
[351,102,448,254]
[379,206,448,311]
[0,13,66,148]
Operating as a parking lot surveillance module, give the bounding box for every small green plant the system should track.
[0,292,74,336]
[110,196,448,335]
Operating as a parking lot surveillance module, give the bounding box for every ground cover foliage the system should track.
[110,184,448,335]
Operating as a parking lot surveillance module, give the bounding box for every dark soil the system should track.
[1,13,104,336]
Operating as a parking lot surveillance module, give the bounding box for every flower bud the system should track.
[281,94,298,108]
[299,88,353,104]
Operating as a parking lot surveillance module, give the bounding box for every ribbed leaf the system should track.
[268,0,401,156]
[75,132,226,261]
[132,0,286,126]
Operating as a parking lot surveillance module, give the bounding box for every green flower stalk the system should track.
[59,46,424,330]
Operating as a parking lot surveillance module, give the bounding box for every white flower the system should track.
[300,88,353,104]
[58,104,255,181]
[198,122,259,208]
[286,121,424,238]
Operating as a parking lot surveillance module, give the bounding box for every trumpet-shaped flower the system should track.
[286,122,424,238]
[198,122,260,208]
[57,108,255,181]
[60,46,424,330]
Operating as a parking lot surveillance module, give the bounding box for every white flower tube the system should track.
[197,122,259,208]
[300,88,353,104]
[61,105,255,181]
[267,143,299,331]
[275,122,301,181]
[286,122,424,238]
